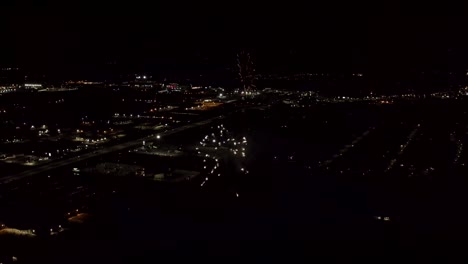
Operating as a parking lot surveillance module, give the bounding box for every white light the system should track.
[156,135,161,139]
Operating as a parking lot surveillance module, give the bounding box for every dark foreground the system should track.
[2,99,468,262]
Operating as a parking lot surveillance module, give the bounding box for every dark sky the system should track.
[0,1,458,80]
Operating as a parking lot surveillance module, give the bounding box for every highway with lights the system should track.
[0,115,227,184]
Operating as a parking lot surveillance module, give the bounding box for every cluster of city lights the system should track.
[196,124,249,196]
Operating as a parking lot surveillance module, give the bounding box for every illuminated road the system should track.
[320,127,374,167]
[0,115,226,184]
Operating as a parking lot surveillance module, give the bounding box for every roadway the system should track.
[0,115,226,184]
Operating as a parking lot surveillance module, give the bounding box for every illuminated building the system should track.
[23,83,43,90]
[164,83,191,92]
[129,74,154,89]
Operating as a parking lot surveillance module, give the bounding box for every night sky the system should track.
[0,1,461,81]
